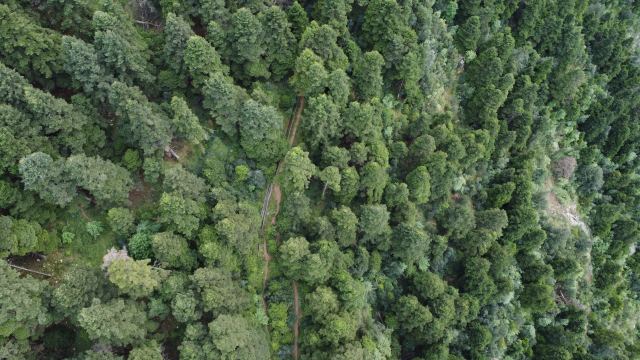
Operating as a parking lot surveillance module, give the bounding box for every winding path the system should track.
[258,97,305,359]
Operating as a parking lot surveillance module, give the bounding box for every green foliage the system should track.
[128,232,154,260]
[239,99,287,164]
[184,36,224,89]
[164,13,194,79]
[107,82,172,156]
[319,166,341,197]
[19,152,76,206]
[66,154,133,206]
[279,237,311,281]
[4,1,640,358]
[455,16,481,51]
[85,221,103,239]
[158,192,206,237]
[170,96,208,145]
[52,266,104,319]
[152,232,197,270]
[61,36,105,93]
[281,147,317,194]
[172,291,201,323]
[61,232,75,245]
[0,216,43,257]
[291,49,328,96]
[354,51,384,101]
[92,11,153,85]
[360,162,389,203]
[213,200,261,258]
[0,261,50,348]
[302,94,340,151]
[335,166,360,205]
[202,72,247,138]
[0,5,62,82]
[107,207,135,236]
[191,267,252,315]
[163,165,209,202]
[359,204,391,250]
[129,340,164,360]
[306,286,339,318]
[287,2,309,39]
[77,299,148,347]
[122,149,141,171]
[406,166,431,204]
[235,164,250,182]
[207,314,270,359]
[228,8,267,78]
[107,258,165,299]
[143,157,162,183]
[300,21,348,71]
[260,7,296,80]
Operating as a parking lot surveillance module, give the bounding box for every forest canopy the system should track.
[1,0,640,359]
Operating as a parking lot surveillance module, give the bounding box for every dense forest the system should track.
[1,0,639,358]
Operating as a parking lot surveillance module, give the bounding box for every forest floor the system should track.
[292,281,301,360]
[259,96,305,358]
[546,189,590,236]
[544,177,594,285]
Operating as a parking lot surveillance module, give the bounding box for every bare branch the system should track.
[8,263,52,277]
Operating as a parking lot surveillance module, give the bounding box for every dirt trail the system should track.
[258,97,305,358]
[287,97,305,145]
[292,281,301,360]
[271,185,281,225]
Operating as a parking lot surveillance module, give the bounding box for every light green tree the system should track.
[301,94,340,151]
[129,340,164,360]
[107,258,166,299]
[319,166,341,198]
[107,207,135,236]
[78,299,148,347]
[291,49,328,96]
[406,165,431,204]
[0,261,50,352]
[183,35,224,89]
[281,147,317,194]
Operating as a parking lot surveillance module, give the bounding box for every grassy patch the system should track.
[55,198,119,267]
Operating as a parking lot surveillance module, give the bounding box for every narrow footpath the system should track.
[258,96,305,359]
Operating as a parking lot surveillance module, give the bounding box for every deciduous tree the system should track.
[281,147,317,194]
[152,231,197,270]
[0,261,50,351]
[107,258,166,299]
[291,49,328,96]
[107,207,135,236]
[78,299,148,347]
[406,165,431,204]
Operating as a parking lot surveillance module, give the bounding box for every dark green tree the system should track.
[239,100,287,164]
[353,51,385,101]
[152,232,197,270]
